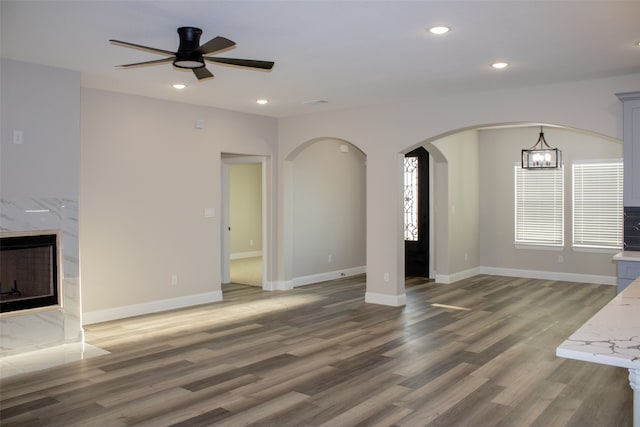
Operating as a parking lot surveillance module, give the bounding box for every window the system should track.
[572,160,623,250]
[514,165,564,247]
[404,156,419,241]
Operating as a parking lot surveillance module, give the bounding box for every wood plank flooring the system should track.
[0,275,633,426]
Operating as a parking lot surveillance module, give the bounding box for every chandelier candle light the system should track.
[521,126,562,169]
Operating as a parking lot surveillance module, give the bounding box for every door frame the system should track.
[404,147,431,278]
[221,155,268,288]
[402,148,435,279]
[428,152,434,279]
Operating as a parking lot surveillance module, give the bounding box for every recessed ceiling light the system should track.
[172,83,186,90]
[429,26,450,35]
[491,62,509,69]
[257,99,268,105]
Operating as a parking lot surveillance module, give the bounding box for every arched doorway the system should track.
[284,138,367,289]
[400,124,622,298]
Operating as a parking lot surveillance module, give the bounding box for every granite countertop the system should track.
[556,278,640,369]
[614,251,640,262]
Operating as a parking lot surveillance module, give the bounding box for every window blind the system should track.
[515,165,564,246]
[572,160,623,249]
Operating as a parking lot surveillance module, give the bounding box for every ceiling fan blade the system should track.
[203,57,275,70]
[193,67,214,80]
[116,57,175,68]
[110,39,175,56]
[197,36,236,55]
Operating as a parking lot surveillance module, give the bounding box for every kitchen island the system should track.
[557,277,640,425]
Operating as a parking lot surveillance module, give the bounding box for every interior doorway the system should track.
[404,147,430,278]
[221,156,267,288]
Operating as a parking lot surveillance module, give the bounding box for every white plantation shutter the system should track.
[572,160,623,249]
[515,165,564,246]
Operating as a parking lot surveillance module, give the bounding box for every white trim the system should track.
[435,267,481,284]
[292,266,366,288]
[435,266,614,286]
[82,291,223,325]
[230,250,263,260]
[221,161,231,284]
[572,246,621,254]
[263,280,294,291]
[514,243,564,251]
[429,152,435,279]
[221,155,270,296]
[479,266,616,286]
[365,291,406,306]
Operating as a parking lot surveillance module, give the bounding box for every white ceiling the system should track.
[2,1,639,118]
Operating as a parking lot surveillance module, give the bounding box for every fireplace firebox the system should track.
[0,231,61,314]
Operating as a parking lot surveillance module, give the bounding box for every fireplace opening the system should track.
[0,232,61,314]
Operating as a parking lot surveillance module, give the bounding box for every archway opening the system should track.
[399,123,622,299]
[285,138,367,289]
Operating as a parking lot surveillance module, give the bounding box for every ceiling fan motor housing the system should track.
[173,27,205,69]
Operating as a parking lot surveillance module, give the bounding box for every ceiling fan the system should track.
[109,27,275,80]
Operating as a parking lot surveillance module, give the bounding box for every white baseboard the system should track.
[436,267,481,284]
[435,266,615,286]
[263,280,294,291]
[230,251,262,260]
[479,266,616,286]
[292,266,366,288]
[83,291,223,325]
[365,291,406,306]
[82,266,613,325]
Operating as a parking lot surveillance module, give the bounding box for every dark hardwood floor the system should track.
[0,275,632,426]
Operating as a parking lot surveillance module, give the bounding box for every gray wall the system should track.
[278,72,640,301]
[430,130,480,278]
[478,126,623,278]
[229,163,262,256]
[0,59,82,354]
[1,59,79,198]
[291,139,366,279]
[80,88,277,317]
[3,57,637,326]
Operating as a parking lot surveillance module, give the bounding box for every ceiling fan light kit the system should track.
[173,27,205,69]
[110,26,274,80]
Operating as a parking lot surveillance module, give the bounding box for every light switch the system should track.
[204,207,215,218]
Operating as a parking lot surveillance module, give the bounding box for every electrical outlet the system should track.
[13,130,23,145]
[384,272,390,282]
[171,274,178,285]
[328,254,332,263]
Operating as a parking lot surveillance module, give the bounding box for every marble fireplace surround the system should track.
[0,198,83,356]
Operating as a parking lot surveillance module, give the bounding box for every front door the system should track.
[404,147,429,277]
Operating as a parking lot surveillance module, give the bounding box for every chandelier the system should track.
[521,127,562,169]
